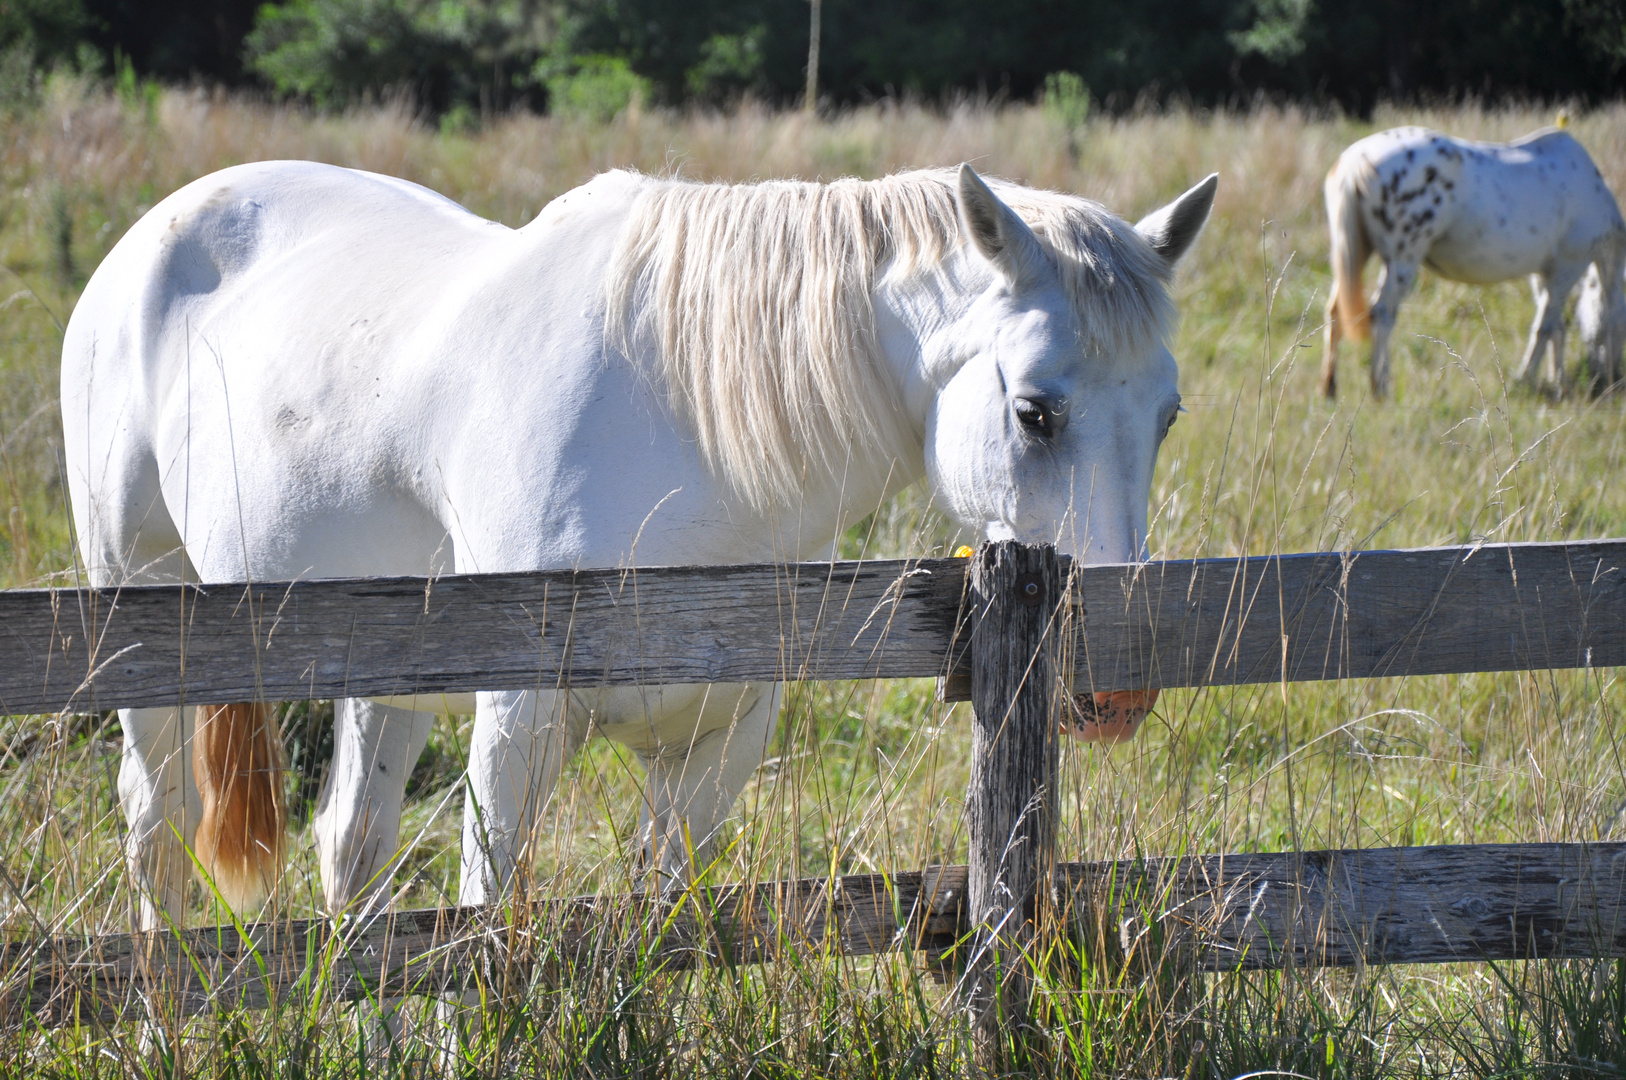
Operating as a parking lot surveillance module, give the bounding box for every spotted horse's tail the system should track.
[1321,152,1375,396]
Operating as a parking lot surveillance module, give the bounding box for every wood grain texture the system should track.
[1066,539,1626,695]
[0,871,968,1028]
[6,843,1623,1028]
[5,539,1626,715]
[1063,842,1626,971]
[964,542,1059,1048]
[0,560,970,715]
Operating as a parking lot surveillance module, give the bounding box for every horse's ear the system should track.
[957,164,1044,285]
[1135,173,1218,266]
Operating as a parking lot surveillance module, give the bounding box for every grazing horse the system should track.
[1321,126,1626,398]
[60,162,1215,929]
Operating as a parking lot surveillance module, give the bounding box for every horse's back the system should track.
[61,162,618,583]
[1336,126,1622,282]
[67,160,499,360]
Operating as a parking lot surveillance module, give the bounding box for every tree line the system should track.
[2,0,1623,117]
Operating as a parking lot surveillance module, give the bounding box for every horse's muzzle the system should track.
[1063,689,1159,743]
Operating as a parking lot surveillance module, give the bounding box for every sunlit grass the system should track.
[3,79,1626,1075]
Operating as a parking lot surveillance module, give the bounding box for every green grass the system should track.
[4,76,1626,1075]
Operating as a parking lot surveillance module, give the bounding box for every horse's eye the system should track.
[1013,398,1051,436]
[1160,401,1182,441]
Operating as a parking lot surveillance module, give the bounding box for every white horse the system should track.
[60,161,1215,930]
[1321,126,1626,398]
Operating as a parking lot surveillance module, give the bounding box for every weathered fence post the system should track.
[963,540,1061,1067]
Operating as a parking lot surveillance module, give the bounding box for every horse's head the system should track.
[919,165,1216,741]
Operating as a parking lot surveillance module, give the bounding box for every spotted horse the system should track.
[1321,125,1626,399]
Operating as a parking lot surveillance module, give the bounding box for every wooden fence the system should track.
[3,539,1626,1048]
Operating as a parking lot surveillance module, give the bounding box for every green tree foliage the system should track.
[0,0,91,71]
[7,0,1625,115]
[1041,71,1091,129]
[1230,0,1314,64]
[245,0,554,111]
[540,52,650,120]
[1565,0,1626,71]
[685,27,765,101]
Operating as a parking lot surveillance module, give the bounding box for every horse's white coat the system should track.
[1321,126,1626,397]
[61,162,1213,925]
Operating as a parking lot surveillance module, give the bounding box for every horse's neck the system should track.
[876,249,996,423]
[710,262,981,551]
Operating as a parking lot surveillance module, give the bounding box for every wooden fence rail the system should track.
[5,539,1626,1048]
[4,842,1623,1030]
[4,539,1626,715]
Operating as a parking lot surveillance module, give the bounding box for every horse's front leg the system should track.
[1368,259,1417,399]
[1519,267,1585,393]
[439,690,581,1065]
[117,706,202,929]
[457,690,583,905]
[312,699,436,916]
[310,698,434,1057]
[638,682,782,885]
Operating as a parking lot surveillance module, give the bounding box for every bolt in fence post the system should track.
[964,539,1061,1068]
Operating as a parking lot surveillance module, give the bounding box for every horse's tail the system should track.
[193,703,286,910]
[1325,154,1373,342]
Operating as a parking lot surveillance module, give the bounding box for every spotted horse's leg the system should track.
[1516,263,1586,395]
[1368,258,1419,399]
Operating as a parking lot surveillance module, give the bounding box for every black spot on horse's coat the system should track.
[1424,166,1437,182]
[1407,149,1416,160]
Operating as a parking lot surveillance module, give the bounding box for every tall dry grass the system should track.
[3,76,1626,1076]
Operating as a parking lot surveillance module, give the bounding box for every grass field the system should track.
[4,74,1626,1076]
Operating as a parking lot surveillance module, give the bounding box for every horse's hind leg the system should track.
[77,465,206,930]
[1369,259,1418,399]
[118,707,202,929]
[1321,291,1342,398]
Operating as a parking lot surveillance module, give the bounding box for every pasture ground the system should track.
[3,78,1626,1076]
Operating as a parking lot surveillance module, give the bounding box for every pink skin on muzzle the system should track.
[1064,689,1160,743]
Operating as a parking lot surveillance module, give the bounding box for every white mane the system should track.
[606,169,1175,509]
